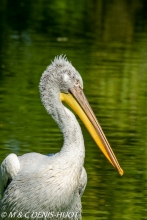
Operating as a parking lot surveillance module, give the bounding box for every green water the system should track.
[0,1,147,219]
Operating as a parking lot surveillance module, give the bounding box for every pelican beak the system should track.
[60,86,124,176]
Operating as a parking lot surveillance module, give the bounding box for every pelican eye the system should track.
[74,80,79,87]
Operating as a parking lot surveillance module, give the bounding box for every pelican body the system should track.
[0,56,123,220]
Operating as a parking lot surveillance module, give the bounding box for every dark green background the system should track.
[0,1,147,219]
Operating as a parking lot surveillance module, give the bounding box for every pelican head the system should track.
[40,55,123,175]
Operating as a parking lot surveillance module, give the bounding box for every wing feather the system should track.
[79,167,87,197]
[0,153,20,196]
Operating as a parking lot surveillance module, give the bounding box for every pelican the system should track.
[0,55,123,220]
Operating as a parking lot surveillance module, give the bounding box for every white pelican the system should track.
[0,55,123,220]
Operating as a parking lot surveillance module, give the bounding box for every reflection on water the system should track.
[0,1,147,219]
